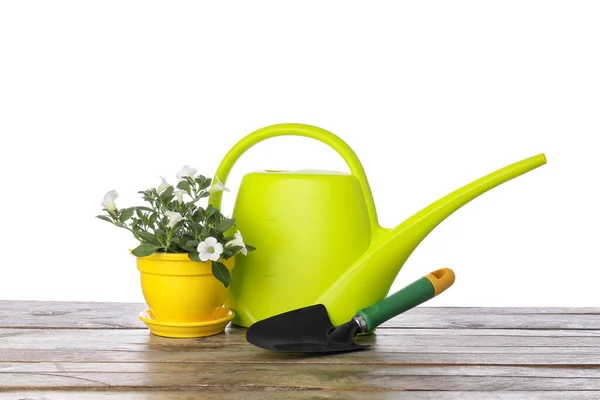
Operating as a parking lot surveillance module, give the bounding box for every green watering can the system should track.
[210,123,546,328]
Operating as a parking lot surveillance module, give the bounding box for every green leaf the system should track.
[193,208,205,220]
[200,226,208,238]
[216,218,236,234]
[179,233,193,240]
[96,215,113,223]
[205,204,217,217]
[199,191,210,198]
[148,213,158,225]
[196,175,211,189]
[245,244,256,252]
[171,222,184,235]
[135,206,154,212]
[206,227,217,238]
[226,245,243,254]
[153,231,165,246]
[131,243,161,257]
[119,208,135,223]
[162,186,174,199]
[221,250,233,259]
[184,239,199,250]
[188,222,201,236]
[162,196,175,208]
[188,251,202,262]
[177,180,190,191]
[212,261,231,288]
[137,231,161,246]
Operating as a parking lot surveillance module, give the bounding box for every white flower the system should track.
[157,176,171,193]
[197,236,223,262]
[208,177,230,194]
[164,211,182,228]
[226,230,248,256]
[177,165,197,181]
[175,190,185,204]
[101,190,119,211]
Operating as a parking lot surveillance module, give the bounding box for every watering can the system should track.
[210,123,546,328]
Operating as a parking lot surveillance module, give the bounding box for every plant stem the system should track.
[165,227,172,251]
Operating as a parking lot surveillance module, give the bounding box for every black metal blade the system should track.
[246,304,370,353]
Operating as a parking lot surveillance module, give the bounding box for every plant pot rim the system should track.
[133,249,235,276]
[129,250,194,261]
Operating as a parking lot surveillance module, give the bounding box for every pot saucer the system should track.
[139,307,235,338]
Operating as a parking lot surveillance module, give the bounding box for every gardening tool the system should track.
[246,267,455,353]
[210,123,547,328]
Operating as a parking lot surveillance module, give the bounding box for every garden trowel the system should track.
[246,267,455,353]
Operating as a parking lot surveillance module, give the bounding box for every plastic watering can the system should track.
[210,123,547,328]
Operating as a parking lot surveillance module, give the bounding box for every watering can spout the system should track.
[388,152,547,253]
[317,153,547,325]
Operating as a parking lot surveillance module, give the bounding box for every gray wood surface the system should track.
[0,301,599,399]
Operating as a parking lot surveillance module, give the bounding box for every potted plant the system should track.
[97,165,254,338]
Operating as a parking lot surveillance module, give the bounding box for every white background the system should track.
[1,1,598,307]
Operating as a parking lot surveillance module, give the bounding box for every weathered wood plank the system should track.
[2,327,599,349]
[1,328,599,362]
[0,300,147,329]
[1,301,599,330]
[380,314,600,329]
[2,348,599,365]
[3,362,600,378]
[1,369,600,390]
[2,391,599,400]
[3,325,600,346]
[375,328,600,337]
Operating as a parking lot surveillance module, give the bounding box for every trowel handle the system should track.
[355,268,455,332]
[209,123,379,230]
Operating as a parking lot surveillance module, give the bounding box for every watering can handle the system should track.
[210,123,379,229]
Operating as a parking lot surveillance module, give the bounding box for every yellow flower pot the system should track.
[135,252,235,338]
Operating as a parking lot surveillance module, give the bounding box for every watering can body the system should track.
[227,170,377,327]
[211,123,547,328]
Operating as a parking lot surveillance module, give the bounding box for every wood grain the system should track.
[1,327,599,365]
[2,363,600,389]
[0,301,598,398]
[0,300,147,329]
[2,300,599,329]
[2,327,600,349]
[2,391,600,400]
[2,371,600,390]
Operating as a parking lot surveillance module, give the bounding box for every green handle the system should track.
[209,123,380,232]
[356,268,455,332]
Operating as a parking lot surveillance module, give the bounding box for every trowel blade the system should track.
[246,304,370,353]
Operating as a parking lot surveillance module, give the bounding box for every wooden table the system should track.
[0,301,598,399]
